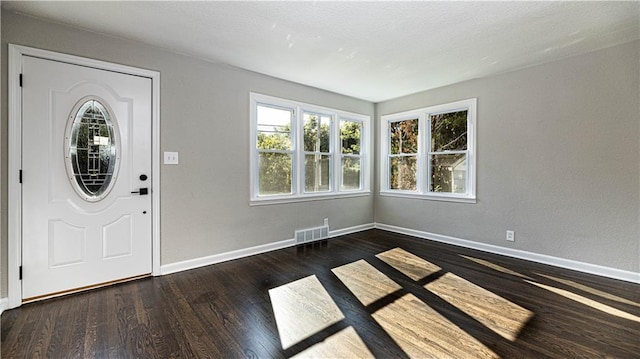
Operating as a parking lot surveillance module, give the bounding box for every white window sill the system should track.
[250,191,371,206]
[379,190,477,204]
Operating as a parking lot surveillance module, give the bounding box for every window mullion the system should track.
[258,149,292,154]
[467,110,475,198]
[384,120,390,190]
[419,113,428,194]
[294,107,303,196]
[360,120,367,191]
[334,116,340,192]
[430,150,467,155]
[426,113,433,194]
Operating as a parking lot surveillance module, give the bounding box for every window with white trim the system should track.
[251,93,370,204]
[380,98,477,203]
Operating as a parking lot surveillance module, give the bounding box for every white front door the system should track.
[21,55,153,301]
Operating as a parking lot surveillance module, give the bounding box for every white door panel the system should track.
[22,56,152,300]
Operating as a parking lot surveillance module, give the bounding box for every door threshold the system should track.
[22,273,152,303]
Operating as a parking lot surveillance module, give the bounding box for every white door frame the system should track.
[8,44,161,309]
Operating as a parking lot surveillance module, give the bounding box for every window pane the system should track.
[390,156,417,190]
[341,120,361,155]
[304,113,331,152]
[257,105,292,150]
[431,110,467,152]
[430,154,467,193]
[341,156,361,190]
[305,154,331,192]
[390,119,418,154]
[258,152,292,195]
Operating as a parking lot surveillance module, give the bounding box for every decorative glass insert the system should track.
[65,98,119,201]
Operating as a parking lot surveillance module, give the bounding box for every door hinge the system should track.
[19,73,23,87]
[19,169,22,184]
[19,266,23,280]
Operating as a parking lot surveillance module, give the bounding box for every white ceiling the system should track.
[4,1,639,102]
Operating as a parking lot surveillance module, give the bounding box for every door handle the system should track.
[131,188,149,195]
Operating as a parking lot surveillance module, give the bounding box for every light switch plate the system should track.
[164,151,179,165]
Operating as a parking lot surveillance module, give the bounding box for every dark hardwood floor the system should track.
[2,229,639,358]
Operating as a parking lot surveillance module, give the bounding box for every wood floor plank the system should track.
[372,293,499,358]
[82,295,99,357]
[290,326,374,358]
[460,255,534,280]
[269,275,345,350]
[425,272,534,341]
[2,229,639,358]
[332,259,402,306]
[376,247,441,281]
[536,272,640,308]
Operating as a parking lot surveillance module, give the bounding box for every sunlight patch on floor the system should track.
[332,259,402,306]
[535,273,640,308]
[372,293,499,359]
[269,275,345,349]
[425,273,534,341]
[376,247,441,281]
[269,248,539,356]
[526,280,640,323]
[460,255,533,280]
[289,326,374,359]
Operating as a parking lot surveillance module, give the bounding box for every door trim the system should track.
[8,44,161,308]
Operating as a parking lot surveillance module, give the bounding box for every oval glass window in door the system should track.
[65,97,121,201]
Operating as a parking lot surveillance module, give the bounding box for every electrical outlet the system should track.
[164,151,179,165]
[324,218,329,226]
[506,230,515,242]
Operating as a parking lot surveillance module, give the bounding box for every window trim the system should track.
[380,98,477,203]
[250,93,371,205]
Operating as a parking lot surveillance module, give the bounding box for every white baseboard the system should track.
[160,222,638,284]
[329,223,375,238]
[160,223,375,275]
[161,238,296,275]
[0,297,9,316]
[375,223,640,284]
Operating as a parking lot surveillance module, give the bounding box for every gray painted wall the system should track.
[375,40,640,273]
[1,11,638,299]
[0,12,374,296]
